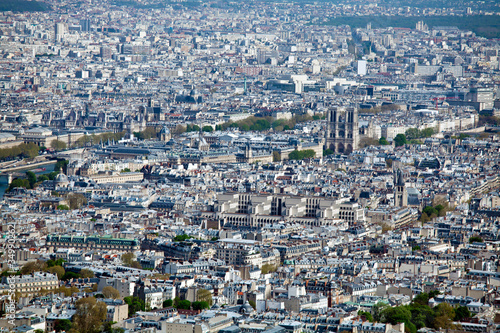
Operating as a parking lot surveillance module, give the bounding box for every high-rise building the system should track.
[470,87,494,110]
[100,46,112,59]
[325,106,359,154]
[80,18,91,32]
[54,22,67,42]
[356,60,367,76]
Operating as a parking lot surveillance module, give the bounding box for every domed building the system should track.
[53,173,70,190]
[239,301,255,315]
[160,126,171,142]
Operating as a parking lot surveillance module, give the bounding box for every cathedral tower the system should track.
[325,106,359,154]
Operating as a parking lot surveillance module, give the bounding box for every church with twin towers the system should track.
[325,106,359,155]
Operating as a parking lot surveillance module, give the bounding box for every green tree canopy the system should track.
[192,301,210,310]
[358,310,373,322]
[469,236,483,243]
[26,171,37,188]
[379,137,389,145]
[173,234,194,242]
[7,178,31,192]
[124,296,145,316]
[177,299,192,310]
[289,149,316,160]
[54,319,72,332]
[202,126,213,132]
[54,159,68,173]
[323,149,334,156]
[394,134,407,147]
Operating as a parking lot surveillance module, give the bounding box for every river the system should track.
[0,163,56,198]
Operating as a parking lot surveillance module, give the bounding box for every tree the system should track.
[124,296,145,316]
[421,128,434,138]
[22,143,40,159]
[21,260,47,275]
[469,236,483,243]
[59,285,80,296]
[62,271,80,280]
[412,292,429,306]
[134,127,158,140]
[26,171,37,188]
[70,297,107,333]
[7,178,31,192]
[51,140,67,151]
[202,125,213,132]
[192,301,210,310]
[186,124,200,132]
[102,321,124,333]
[385,158,393,168]
[405,128,421,140]
[130,261,142,269]
[359,137,380,148]
[358,310,373,322]
[454,305,471,321]
[303,149,316,159]
[102,286,120,299]
[163,299,173,308]
[289,149,316,160]
[172,124,186,135]
[57,204,70,210]
[261,264,277,274]
[54,319,72,332]
[434,302,455,329]
[177,300,191,310]
[422,206,438,217]
[54,159,69,173]
[173,297,181,308]
[197,288,213,306]
[37,175,49,182]
[80,268,95,278]
[121,252,136,266]
[66,193,88,210]
[272,151,281,162]
[420,212,430,223]
[379,137,389,145]
[173,234,193,242]
[323,149,334,156]
[373,302,389,322]
[47,258,65,267]
[394,134,407,147]
[380,305,412,325]
[47,266,65,279]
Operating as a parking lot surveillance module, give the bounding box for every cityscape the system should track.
[1,0,500,333]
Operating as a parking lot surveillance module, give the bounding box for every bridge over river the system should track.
[0,160,57,198]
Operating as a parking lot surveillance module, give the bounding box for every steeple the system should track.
[394,169,408,207]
